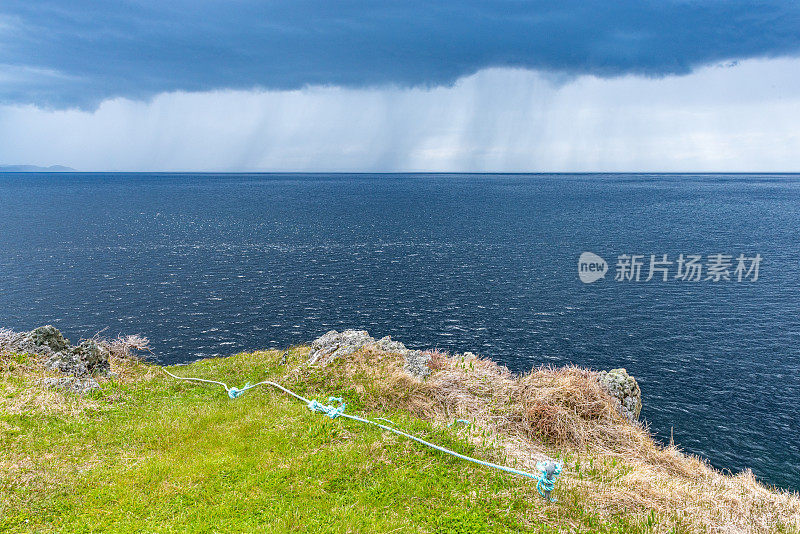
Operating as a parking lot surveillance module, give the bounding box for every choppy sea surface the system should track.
[1,173,798,490]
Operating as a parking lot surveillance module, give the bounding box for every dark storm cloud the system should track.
[1,1,799,108]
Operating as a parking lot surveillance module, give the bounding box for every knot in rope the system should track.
[227,383,251,399]
[162,368,550,485]
[534,461,562,502]
[307,396,346,418]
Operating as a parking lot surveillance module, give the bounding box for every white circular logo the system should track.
[578,252,608,284]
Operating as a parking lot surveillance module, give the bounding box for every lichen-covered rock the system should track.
[308,330,431,380]
[41,376,100,394]
[307,329,374,365]
[45,339,110,376]
[375,335,407,353]
[45,351,88,376]
[71,340,110,374]
[0,328,30,353]
[403,350,431,379]
[598,368,642,422]
[24,325,70,353]
[4,326,113,389]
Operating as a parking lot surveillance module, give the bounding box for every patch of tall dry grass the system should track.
[303,346,800,533]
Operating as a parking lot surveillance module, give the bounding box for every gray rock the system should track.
[598,368,642,421]
[44,340,110,377]
[0,328,29,352]
[308,330,432,380]
[307,329,374,365]
[375,335,407,353]
[1,325,71,358]
[41,376,100,394]
[71,340,110,374]
[461,351,477,362]
[45,351,88,376]
[25,325,69,353]
[3,326,108,389]
[403,350,432,380]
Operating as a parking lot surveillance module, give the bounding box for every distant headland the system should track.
[0,164,76,172]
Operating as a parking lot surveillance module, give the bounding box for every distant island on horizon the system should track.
[0,164,76,172]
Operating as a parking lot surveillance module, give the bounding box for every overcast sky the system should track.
[1,1,799,171]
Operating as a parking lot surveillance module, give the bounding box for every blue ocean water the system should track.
[0,173,798,490]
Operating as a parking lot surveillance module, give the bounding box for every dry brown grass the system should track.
[97,333,153,361]
[300,346,800,534]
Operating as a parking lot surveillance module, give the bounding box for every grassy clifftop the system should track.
[1,341,798,533]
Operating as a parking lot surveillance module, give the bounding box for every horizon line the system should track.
[3,170,800,175]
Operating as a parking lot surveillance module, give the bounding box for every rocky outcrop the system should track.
[0,325,68,358]
[25,325,70,353]
[308,330,374,365]
[70,340,110,374]
[2,325,111,394]
[402,349,432,380]
[43,339,110,378]
[598,368,642,421]
[44,350,89,377]
[308,330,431,379]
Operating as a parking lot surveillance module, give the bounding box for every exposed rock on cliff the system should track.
[25,325,70,353]
[71,339,110,374]
[308,329,431,379]
[1,326,113,393]
[598,368,642,421]
[307,330,643,424]
[307,330,373,365]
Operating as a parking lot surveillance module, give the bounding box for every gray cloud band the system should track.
[2,1,800,108]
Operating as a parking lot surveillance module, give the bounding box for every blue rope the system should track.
[162,368,561,499]
[534,461,562,502]
[228,383,251,399]
[307,396,346,418]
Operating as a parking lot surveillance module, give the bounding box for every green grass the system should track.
[0,349,678,533]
